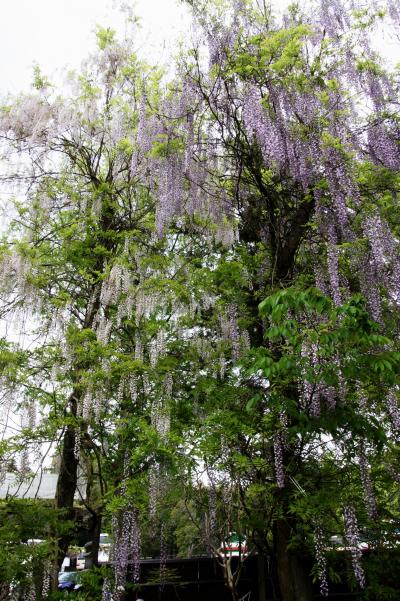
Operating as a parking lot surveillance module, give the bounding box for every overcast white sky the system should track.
[0,0,305,219]
[0,0,192,94]
[0,0,400,98]
[0,0,398,94]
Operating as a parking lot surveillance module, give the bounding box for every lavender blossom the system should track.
[219,354,226,380]
[149,464,160,520]
[156,154,184,238]
[25,580,36,601]
[359,257,382,323]
[41,560,51,600]
[73,428,80,461]
[299,341,321,416]
[358,449,377,519]
[101,578,112,601]
[159,524,168,591]
[129,376,138,404]
[343,506,365,588]
[208,485,218,537]
[327,225,341,306]
[367,123,400,171]
[318,0,350,37]
[387,0,400,25]
[134,334,143,362]
[387,388,400,431]
[112,506,141,597]
[314,523,329,597]
[273,434,285,488]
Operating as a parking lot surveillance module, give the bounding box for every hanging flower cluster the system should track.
[111,506,142,598]
[314,522,329,597]
[343,506,365,588]
[358,448,377,520]
[273,433,285,489]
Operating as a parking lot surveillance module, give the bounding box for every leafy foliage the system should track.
[0,1,399,600]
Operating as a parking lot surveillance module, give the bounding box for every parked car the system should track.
[76,551,88,571]
[99,532,111,547]
[58,571,83,593]
[98,532,111,564]
[63,534,112,573]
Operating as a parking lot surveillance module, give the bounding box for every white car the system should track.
[76,552,86,571]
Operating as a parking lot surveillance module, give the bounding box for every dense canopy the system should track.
[0,1,399,600]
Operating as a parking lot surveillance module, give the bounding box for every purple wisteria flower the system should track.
[343,506,365,588]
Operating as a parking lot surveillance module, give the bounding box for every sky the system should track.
[0,0,192,95]
[1,0,398,98]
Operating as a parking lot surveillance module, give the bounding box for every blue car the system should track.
[58,571,83,593]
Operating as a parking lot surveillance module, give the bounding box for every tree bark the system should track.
[51,393,79,590]
[257,553,268,601]
[85,511,102,568]
[274,519,313,601]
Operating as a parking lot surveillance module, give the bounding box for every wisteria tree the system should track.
[138,0,400,599]
[0,24,168,594]
[0,1,399,600]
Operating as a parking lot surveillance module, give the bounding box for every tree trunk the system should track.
[50,394,79,590]
[274,519,313,601]
[257,553,267,601]
[86,511,102,568]
[218,554,241,601]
